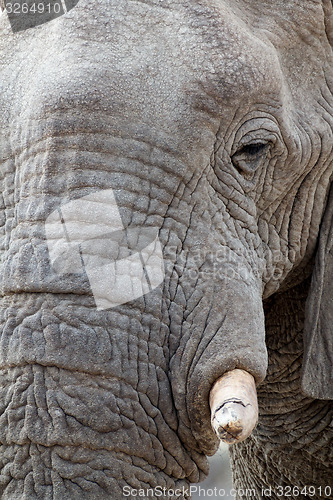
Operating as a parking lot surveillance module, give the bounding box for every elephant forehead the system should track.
[0,7,208,154]
[183,2,282,99]
[0,0,282,129]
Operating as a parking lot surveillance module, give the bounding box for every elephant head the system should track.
[0,0,332,498]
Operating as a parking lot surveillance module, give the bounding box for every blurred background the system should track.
[192,444,234,499]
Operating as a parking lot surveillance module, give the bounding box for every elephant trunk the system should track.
[169,241,267,455]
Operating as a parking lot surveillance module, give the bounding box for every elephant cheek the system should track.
[170,278,267,455]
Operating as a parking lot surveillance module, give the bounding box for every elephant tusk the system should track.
[209,369,259,445]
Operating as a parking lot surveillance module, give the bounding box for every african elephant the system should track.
[0,0,332,498]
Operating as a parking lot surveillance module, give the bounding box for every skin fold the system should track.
[0,0,332,498]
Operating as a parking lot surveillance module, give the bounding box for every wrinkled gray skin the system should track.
[0,1,333,499]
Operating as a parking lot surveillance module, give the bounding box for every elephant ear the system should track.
[303,1,333,399]
[302,184,333,400]
[323,0,333,46]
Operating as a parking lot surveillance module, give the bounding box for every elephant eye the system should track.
[240,143,267,156]
[231,142,269,178]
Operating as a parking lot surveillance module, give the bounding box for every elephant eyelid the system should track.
[231,141,271,177]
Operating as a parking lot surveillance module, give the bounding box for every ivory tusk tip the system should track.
[209,369,259,445]
[211,401,258,444]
